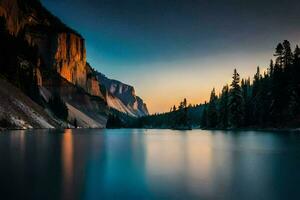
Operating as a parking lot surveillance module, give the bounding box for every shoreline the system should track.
[200,127,300,132]
[1,127,300,133]
[0,127,105,132]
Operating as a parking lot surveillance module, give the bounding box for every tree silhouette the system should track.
[228,69,244,128]
[207,88,218,128]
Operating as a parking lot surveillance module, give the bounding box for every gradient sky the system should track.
[41,0,300,113]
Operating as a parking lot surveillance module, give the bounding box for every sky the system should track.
[41,0,300,113]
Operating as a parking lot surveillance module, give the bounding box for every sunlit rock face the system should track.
[0,0,148,119]
[0,0,102,98]
[86,64,103,98]
[54,33,87,88]
[96,72,149,117]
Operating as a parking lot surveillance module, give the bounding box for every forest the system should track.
[202,40,300,129]
[129,40,300,129]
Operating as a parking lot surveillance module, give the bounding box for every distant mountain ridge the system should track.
[96,72,149,117]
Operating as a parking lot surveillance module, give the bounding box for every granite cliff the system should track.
[0,0,100,96]
[96,72,149,117]
[0,0,148,129]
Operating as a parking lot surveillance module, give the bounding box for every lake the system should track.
[0,129,300,200]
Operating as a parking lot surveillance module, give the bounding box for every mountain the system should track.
[96,72,149,117]
[0,0,148,129]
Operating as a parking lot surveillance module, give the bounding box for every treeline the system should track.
[202,40,300,129]
[132,99,203,129]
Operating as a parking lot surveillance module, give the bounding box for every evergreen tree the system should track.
[251,67,263,125]
[269,60,274,76]
[207,88,218,128]
[178,101,184,110]
[241,78,251,126]
[183,98,187,108]
[200,105,208,128]
[282,40,293,69]
[106,114,123,128]
[274,43,284,67]
[287,45,300,118]
[270,43,288,124]
[228,69,244,128]
[219,85,229,128]
[175,98,189,128]
[173,105,177,112]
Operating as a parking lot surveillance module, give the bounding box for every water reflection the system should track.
[144,131,215,198]
[62,129,74,200]
[0,129,300,200]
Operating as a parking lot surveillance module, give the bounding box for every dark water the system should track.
[0,129,300,200]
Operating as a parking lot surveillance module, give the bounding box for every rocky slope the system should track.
[0,77,59,129]
[96,72,149,117]
[0,0,148,129]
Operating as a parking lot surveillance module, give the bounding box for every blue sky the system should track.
[41,0,300,113]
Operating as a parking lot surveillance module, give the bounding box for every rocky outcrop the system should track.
[0,0,103,98]
[54,33,87,88]
[86,64,103,98]
[96,72,149,117]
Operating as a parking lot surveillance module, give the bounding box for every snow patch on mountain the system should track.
[95,72,149,117]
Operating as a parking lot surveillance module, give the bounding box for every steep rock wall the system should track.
[0,0,102,98]
[54,32,87,88]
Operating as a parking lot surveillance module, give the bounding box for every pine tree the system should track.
[173,105,177,112]
[251,66,263,125]
[228,69,244,128]
[287,45,300,119]
[282,40,293,69]
[178,101,184,110]
[268,60,274,77]
[183,98,187,108]
[207,88,218,128]
[241,78,251,126]
[219,85,229,128]
[270,42,290,124]
[106,114,123,128]
[274,43,284,67]
[201,105,208,128]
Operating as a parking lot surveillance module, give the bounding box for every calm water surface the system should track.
[0,129,300,200]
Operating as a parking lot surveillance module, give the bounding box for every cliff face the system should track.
[54,33,87,88]
[86,63,103,98]
[0,0,101,97]
[0,0,149,124]
[96,72,149,117]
